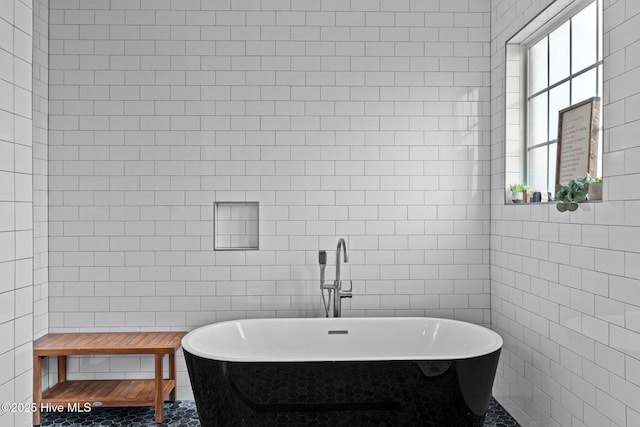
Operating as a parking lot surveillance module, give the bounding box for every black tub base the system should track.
[185,350,501,427]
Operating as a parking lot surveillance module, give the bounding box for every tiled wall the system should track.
[48,0,491,398]
[0,1,34,426]
[33,0,50,343]
[491,0,640,426]
[33,0,50,398]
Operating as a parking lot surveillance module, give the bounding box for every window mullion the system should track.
[527,62,601,101]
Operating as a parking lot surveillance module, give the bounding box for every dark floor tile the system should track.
[40,397,520,426]
[485,398,522,427]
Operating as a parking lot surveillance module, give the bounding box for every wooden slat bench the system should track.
[33,332,185,425]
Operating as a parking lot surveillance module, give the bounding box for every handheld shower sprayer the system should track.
[319,250,327,285]
[319,250,330,317]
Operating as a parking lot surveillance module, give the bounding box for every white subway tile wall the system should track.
[48,0,491,399]
[0,0,35,426]
[492,0,640,426]
[33,0,51,410]
[33,0,49,342]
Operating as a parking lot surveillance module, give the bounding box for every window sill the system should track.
[505,200,603,206]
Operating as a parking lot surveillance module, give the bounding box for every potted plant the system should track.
[555,175,592,212]
[509,183,529,203]
[588,176,602,200]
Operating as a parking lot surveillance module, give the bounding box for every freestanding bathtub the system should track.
[182,317,503,427]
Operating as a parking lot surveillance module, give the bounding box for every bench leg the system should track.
[58,356,67,383]
[154,354,163,423]
[169,352,176,401]
[33,356,42,426]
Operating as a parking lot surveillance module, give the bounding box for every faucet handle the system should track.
[341,279,352,293]
[321,281,334,290]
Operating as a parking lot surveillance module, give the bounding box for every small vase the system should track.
[588,183,602,201]
[511,191,523,203]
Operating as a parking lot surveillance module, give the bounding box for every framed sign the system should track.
[555,97,600,186]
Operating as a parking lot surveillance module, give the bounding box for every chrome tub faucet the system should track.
[320,238,352,317]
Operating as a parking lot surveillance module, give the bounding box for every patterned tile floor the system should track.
[40,398,520,426]
[484,398,521,427]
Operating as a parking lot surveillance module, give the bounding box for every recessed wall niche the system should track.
[214,202,259,251]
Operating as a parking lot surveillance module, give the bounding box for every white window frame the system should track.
[504,0,603,204]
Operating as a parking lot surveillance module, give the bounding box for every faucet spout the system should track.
[334,238,349,317]
[335,238,348,283]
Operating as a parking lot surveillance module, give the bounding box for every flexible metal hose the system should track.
[321,288,332,317]
[319,250,331,317]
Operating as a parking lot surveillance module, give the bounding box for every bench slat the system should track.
[34,332,185,356]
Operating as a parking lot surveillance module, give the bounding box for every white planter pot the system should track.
[588,183,602,200]
[511,191,523,203]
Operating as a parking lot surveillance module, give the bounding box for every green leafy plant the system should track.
[592,177,602,183]
[555,175,593,212]
[509,183,529,192]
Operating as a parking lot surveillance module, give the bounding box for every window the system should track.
[504,0,603,201]
[526,0,602,194]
